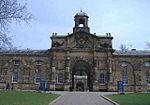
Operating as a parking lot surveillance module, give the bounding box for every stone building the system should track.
[0,11,150,92]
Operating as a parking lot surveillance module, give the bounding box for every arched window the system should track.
[57,73,64,84]
[146,72,150,85]
[120,62,128,85]
[120,62,128,68]
[98,73,105,85]
[79,19,85,27]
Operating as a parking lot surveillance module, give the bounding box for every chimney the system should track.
[106,33,108,36]
[131,49,136,51]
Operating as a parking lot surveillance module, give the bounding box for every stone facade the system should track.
[0,11,150,92]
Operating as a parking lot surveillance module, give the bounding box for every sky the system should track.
[9,0,150,50]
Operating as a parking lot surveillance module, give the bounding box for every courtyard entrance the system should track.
[71,60,93,91]
[74,71,87,91]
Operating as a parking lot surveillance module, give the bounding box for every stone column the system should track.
[64,56,71,91]
[51,67,56,82]
[93,67,99,91]
[108,58,113,83]
[49,66,56,91]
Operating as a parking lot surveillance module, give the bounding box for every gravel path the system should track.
[49,92,114,105]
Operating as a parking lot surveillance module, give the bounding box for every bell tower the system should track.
[73,10,90,33]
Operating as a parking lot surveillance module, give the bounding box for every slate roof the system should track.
[0,49,150,56]
[114,50,150,56]
[0,49,49,55]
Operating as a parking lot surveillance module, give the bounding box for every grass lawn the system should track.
[108,93,150,105]
[0,90,60,105]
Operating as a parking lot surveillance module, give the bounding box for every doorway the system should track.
[71,60,93,91]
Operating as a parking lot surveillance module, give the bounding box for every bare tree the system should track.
[0,32,13,49]
[119,44,131,52]
[146,42,150,49]
[0,0,33,49]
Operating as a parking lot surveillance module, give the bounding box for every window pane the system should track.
[98,73,105,85]
[58,74,64,84]
[12,70,18,83]
[14,60,20,65]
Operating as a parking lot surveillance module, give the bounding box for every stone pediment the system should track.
[51,31,113,51]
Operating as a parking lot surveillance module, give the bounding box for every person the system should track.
[11,83,14,90]
[6,83,10,90]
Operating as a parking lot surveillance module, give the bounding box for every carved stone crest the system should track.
[74,35,91,48]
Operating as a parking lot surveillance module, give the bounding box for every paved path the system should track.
[49,92,114,105]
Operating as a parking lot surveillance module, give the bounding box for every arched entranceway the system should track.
[74,71,87,91]
[71,60,93,91]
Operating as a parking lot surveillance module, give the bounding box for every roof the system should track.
[51,31,113,39]
[0,49,49,55]
[74,10,88,17]
[114,50,150,56]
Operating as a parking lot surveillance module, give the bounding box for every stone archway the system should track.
[71,60,93,91]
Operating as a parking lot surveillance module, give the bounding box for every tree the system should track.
[146,42,150,49]
[0,0,33,49]
[0,32,13,49]
[119,44,132,52]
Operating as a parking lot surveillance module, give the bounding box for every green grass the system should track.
[108,93,150,105]
[0,90,60,105]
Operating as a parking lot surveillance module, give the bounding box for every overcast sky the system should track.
[9,0,150,50]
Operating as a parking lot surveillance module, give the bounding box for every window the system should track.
[145,62,150,67]
[122,74,128,85]
[12,69,18,83]
[98,73,106,85]
[57,73,64,84]
[35,69,41,83]
[14,60,20,65]
[146,72,150,85]
[120,62,128,67]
